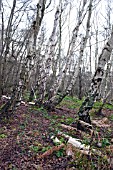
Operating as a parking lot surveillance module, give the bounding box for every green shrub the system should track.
[0,133,7,138]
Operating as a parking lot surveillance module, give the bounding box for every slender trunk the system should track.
[27,0,46,58]
[78,67,82,100]
[0,0,16,96]
[45,0,88,102]
[28,0,46,102]
[89,35,92,73]
[95,29,98,71]
[96,54,113,115]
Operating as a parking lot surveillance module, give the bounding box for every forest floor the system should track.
[0,96,113,170]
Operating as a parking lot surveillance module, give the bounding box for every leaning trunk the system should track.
[77,27,113,129]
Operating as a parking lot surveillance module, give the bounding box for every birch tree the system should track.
[41,0,93,110]
[27,0,46,59]
[77,26,113,129]
[24,0,47,102]
[0,0,32,97]
[0,0,17,98]
[40,0,89,108]
[0,0,47,116]
[0,0,3,97]
[96,56,112,116]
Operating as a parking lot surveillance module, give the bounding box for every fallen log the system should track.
[58,131,107,159]
[66,143,90,157]
[60,124,78,131]
[28,102,35,105]
[92,118,110,128]
[60,123,93,136]
[58,132,90,151]
[68,136,90,150]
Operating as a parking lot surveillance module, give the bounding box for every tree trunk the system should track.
[78,67,82,100]
[77,27,113,129]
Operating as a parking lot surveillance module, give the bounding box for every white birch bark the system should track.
[36,7,59,103]
[62,0,93,96]
[26,0,46,102]
[27,0,46,59]
[47,0,88,99]
[44,7,59,82]
[0,0,2,54]
[95,29,98,71]
[59,0,87,86]
[77,26,113,127]
[0,1,3,97]
[101,53,113,104]
[40,0,91,109]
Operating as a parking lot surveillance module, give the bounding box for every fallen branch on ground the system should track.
[66,143,90,157]
[38,143,65,159]
[28,102,35,105]
[58,131,108,159]
[92,118,110,127]
[60,123,93,135]
[58,131,90,150]
[60,124,78,131]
